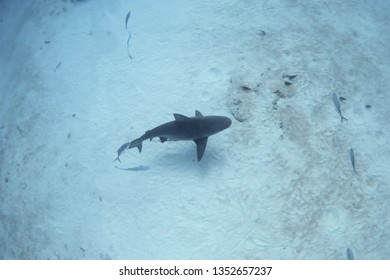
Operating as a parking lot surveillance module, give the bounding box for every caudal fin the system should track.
[113,157,121,163]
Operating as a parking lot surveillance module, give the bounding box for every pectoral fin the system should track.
[194,137,208,161]
[136,142,142,153]
[159,137,168,143]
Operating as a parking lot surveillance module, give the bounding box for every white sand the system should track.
[0,0,389,259]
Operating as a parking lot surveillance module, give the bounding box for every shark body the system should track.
[122,110,232,161]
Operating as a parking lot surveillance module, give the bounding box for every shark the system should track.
[115,110,232,162]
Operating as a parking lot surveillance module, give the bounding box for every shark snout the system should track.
[212,116,232,132]
[222,116,232,129]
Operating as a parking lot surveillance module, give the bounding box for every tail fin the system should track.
[113,157,121,163]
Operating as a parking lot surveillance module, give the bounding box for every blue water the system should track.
[0,0,389,260]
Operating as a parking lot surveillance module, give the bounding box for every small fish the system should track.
[241,85,252,91]
[115,165,150,171]
[126,33,132,59]
[282,74,297,80]
[339,96,347,102]
[16,125,23,136]
[365,104,372,109]
[332,93,348,122]
[54,62,62,72]
[125,11,131,30]
[113,142,130,163]
[347,248,354,260]
[288,74,297,80]
[349,148,357,174]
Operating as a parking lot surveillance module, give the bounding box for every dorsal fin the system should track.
[173,113,191,121]
[195,110,203,117]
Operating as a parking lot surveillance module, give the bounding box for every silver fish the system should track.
[126,33,132,59]
[347,248,354,260]
[332,93,347,122]
[349,148,357,174]
[113,142,130,163]
[54,61,62,72]
[125,11,131,30]
[339,96,347,102]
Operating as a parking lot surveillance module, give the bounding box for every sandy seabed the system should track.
[0,0,389,259]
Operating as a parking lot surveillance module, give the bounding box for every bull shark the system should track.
[115,110,232,162]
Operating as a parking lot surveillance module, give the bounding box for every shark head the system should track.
[173,111,232,138]
[199,115,232,136]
